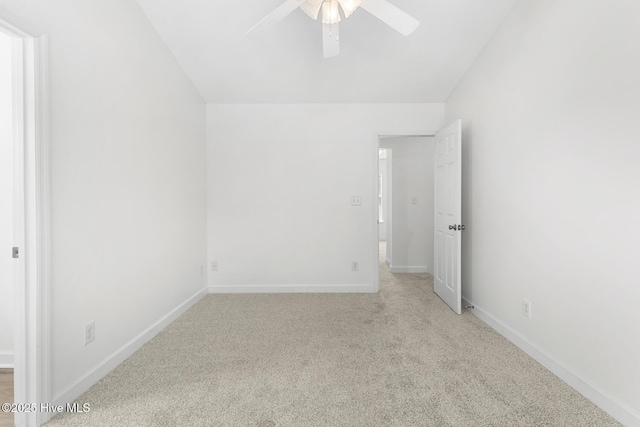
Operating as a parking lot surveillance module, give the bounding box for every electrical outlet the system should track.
[412,196,418,204]
[522,299,532,318]
[84,321,95,346]
[211,261,218,271]
[351,196,362,206]
[352,261,359,271]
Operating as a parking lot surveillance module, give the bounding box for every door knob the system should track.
[448,225,456,230]
[457,225,466,231]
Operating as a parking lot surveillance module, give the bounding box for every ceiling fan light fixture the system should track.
[321,0,342,24]
[337,0,361,18]
[246,0,419,58]
[300,0,323,20]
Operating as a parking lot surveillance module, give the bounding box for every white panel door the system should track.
[433,120,462,314]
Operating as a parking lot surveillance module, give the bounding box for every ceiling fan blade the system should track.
[246,0,307,36]
[323,22,340,58]
[360,0,420,36]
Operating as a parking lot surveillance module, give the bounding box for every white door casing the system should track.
[1,17,51,426]
[433,120,462,314]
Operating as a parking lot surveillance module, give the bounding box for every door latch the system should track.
[12,247,19,258]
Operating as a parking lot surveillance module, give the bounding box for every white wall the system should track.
[380,137,434,273]
[0,32,13,368]
[385,150,393,265]
[207,104,444,291]
[446,0,640,424]
[378,154,387,241]
[1,0,207,404]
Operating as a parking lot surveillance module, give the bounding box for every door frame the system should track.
[372,129,436,292]
[1,18,51,427]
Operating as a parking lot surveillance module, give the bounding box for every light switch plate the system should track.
[522,299,532,318]
[85,321,95,345]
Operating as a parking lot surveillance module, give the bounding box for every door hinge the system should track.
[12,247,19,258]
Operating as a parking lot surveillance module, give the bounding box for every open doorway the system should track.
[373,121,464,314]
[375,134,435,287]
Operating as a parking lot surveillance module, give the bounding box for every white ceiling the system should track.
[135,0,517,103]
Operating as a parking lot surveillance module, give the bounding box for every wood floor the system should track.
[0,369,13,427]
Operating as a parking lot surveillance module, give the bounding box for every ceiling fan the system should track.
[246,0,420,58]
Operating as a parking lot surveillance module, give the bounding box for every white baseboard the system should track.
[462,297,640,427]
[0,351,13,368]
[209,284,377,293]
[52,287,208,407]
[389,265,429,273]
[385,258,391,267]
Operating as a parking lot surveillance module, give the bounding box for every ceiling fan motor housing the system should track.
[300,0,362,23]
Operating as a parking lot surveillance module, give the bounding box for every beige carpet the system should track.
[0,369,13,427]
[46,244,619,426]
